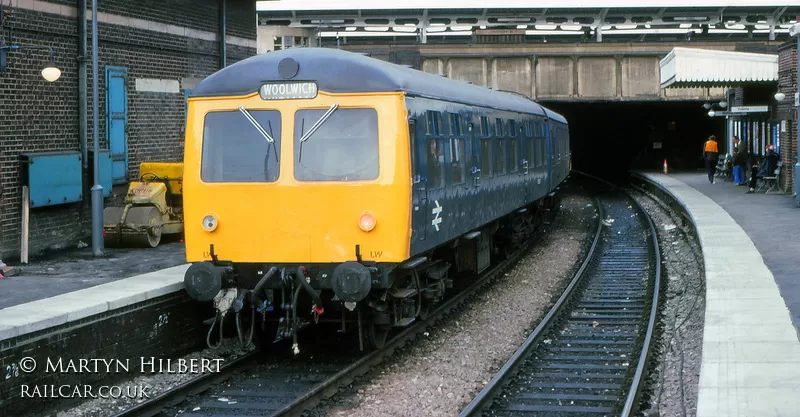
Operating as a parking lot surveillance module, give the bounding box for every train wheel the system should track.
[366,323,390,350]
[418,300,431,321]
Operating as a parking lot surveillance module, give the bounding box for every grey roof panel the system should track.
[192,48,567,123]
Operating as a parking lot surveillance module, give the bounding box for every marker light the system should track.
[202,214,218,232]
[359,213,376,232]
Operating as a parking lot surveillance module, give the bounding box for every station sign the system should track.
[475,29,525,35]
[730,106,768,113]
[259,82,318,100]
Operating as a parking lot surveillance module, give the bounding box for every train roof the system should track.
[191,48,568,124]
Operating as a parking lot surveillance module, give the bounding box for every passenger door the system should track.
[410,119,427,242]
[517,122,530,203]
[468,120,480,189]
[546,125,554,191]
[106,66,129,184]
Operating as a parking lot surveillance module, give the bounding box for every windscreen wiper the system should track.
[299,104,339,143]
[239,106,275,143]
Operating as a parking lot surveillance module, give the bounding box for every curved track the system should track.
[112,200,563,417]
[460,173,661,417]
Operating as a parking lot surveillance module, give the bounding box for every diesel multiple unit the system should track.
[182,48,570,350]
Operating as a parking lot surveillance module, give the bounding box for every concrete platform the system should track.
[0,241,186,309]
[634,171,800,417]
[0,263,189,341]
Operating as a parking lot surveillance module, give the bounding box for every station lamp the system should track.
[774,92,786,101]
[0,45,61,82]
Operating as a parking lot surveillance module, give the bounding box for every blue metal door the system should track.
[106,66,128,184]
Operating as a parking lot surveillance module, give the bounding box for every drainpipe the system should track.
[90,0,104,256]
[219,0,226,69]
[78,0,87,170]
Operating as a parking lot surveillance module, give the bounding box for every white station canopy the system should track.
[659,47,778,89]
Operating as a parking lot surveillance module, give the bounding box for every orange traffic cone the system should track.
[663,159,668,175]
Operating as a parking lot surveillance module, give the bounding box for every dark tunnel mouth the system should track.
[541,100,732,180]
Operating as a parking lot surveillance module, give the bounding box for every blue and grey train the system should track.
[180,48,570,350]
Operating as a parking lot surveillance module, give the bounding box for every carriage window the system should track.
[201,110,281,183]
[480,116,489,137]
[294,108,379,181]
[426,111,442,136]
[480,139,492,178]
[449,113,462,136]
[495,118,504,137]
[448,113,465,184]
[509,120,517,138]
[509,138,518,172]
[427,138,446,189]
[526,137,532,168]
[540,138,546,167]
[496,139,507,175]
[450,137,466,184]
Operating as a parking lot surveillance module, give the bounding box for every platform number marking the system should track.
[5,363,20,380]
[432,200,443,232]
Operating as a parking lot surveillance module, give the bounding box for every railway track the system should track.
[460,175,661,417]
[111,198,564,417]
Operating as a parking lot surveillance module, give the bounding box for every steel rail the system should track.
[460,170,662,417]
[109,351,258,417]
[270,205,560,417]
[459,195,604,417]
[109,203,561,417]
[574,170,662,414]
[598,175,662,416]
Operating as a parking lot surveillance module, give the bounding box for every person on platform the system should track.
[732,136,748,186]
[702,135,719,184]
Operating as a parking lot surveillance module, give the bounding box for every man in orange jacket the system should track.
[703,135,719,184]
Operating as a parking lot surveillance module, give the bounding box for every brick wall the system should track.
[777,41,797,194]
[0,0,256,259]
[0,293,212,417]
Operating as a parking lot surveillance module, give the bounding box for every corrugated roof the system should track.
[659,47,778,89]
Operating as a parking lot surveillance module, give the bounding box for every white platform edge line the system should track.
[0,264,190,342]
[635,172,800,415]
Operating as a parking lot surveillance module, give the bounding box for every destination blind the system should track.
[259,82,318,100]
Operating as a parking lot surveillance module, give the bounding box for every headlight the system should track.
[202,214,218,232]
[359,212,376,232]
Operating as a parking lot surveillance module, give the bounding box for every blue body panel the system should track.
[406,97,570,256]
[19,152,83,208]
